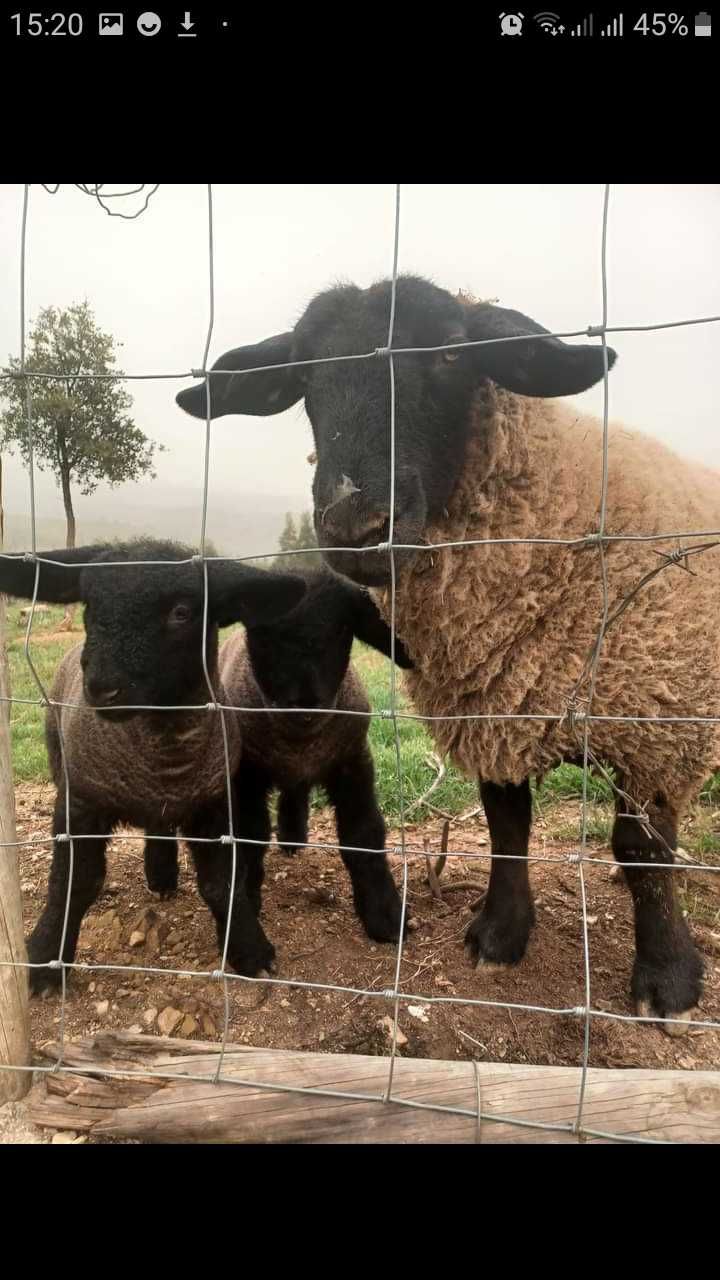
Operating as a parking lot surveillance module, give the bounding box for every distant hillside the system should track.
[3,489,311,559]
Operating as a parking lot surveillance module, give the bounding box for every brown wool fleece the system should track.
[47,646,240,827]
[374,383,720,803]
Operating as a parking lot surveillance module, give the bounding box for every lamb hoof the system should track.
[229,936,276,978]
[358,894,407,945]
[464,899,535,967]
[29,966,63,998]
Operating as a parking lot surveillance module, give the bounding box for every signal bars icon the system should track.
[570,13,593,35]
[600,12,624,35]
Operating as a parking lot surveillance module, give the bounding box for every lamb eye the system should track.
[169,603,192,625]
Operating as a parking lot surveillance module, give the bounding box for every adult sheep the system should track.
[0,539,306,991]
[176,274,720,1032]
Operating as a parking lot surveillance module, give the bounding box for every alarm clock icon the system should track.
[499,13,525,35]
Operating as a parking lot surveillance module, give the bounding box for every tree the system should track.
[0,303,161,552]
[274,510,319,572]
[278,512,298,556]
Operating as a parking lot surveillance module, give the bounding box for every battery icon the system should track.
[695,11,711,35]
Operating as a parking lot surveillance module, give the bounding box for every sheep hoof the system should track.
[663,1009,694,1037]
[636,999,693,1036]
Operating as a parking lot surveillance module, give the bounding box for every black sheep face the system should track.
[176,274,616,588]
[0,539,306,718]
[244,570,413,734]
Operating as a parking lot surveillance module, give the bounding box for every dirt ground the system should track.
[12,781,720,1101]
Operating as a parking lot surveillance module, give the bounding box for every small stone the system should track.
[407,1004,430,1023]
[88,982,96,994]
[95,909,117,930]
[51,1130,78,1144]
[142,1007,158,1027]
[116,987,131,998]
[406,918,419,932]
[179,1014,198,1037]
[280,998,290,1008]
[127,1024,143,1034]
[107,917,123,951]
[377,1016,408,1047]
[129,931,145,948]
[94,1000,109,1016]
[586,915,598,926]
[72,1135,88,1144]
[157,1006,183,1037]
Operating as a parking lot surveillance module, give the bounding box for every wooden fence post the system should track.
[0,455,31,1102]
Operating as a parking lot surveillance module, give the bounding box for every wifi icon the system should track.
[534,10,565,33]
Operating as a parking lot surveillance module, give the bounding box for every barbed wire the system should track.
[1,182,719,1144]
[40,183,160,219]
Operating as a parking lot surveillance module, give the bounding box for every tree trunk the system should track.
[0,455,31,1102]
[58,464,77,631]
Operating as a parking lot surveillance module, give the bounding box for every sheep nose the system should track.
[321,504,389,549]
[86,677,122,707]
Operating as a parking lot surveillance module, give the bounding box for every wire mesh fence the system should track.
[1,182,720,1143]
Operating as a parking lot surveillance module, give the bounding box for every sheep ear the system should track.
[0,545,108,604]
[207,563,306,628]
[348,585,414,669]
[463,302,616,397]
[175,332,303,420]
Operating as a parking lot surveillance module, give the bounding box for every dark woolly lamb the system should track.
[147,568,414,944]
[0,539,306,992]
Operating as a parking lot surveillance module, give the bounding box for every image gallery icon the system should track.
[499,12,524,34]
[98,12,123,34]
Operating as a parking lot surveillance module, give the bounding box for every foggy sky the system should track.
[1,183,718,545]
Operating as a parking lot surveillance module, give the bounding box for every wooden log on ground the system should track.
[0,587,31,1102]
[27,1031,720,1144]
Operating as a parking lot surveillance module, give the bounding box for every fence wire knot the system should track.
[219,834,234,845]
[206,700,219,712]
[191,368,205,379]
[586,324,606,337]
[22,551,36,562]
[55,833,71,844]
[563,693,589,733]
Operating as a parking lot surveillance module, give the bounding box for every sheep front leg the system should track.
[143,831,180,896]
[187,798,275,976]
[325,753,404,943]
[277,783,311,855]
[612,791,703,1032]
[465,779,535,967]
[234,760,272,916]
[26,793,110,996]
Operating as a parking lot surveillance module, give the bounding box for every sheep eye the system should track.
[443,337,465,364]
[169,603,192,625]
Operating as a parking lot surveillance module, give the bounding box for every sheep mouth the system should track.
[320,544,419,587]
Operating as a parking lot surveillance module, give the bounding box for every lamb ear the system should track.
[463,302,616,397]
[175,332,303,420]
[207,562,306,628]
[347,585,414,669]
[0,545,110,604]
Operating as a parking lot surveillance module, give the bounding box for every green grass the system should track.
[4,602,80,782]
[3,616,720,858]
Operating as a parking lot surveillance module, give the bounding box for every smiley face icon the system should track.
[137,11,162,35]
